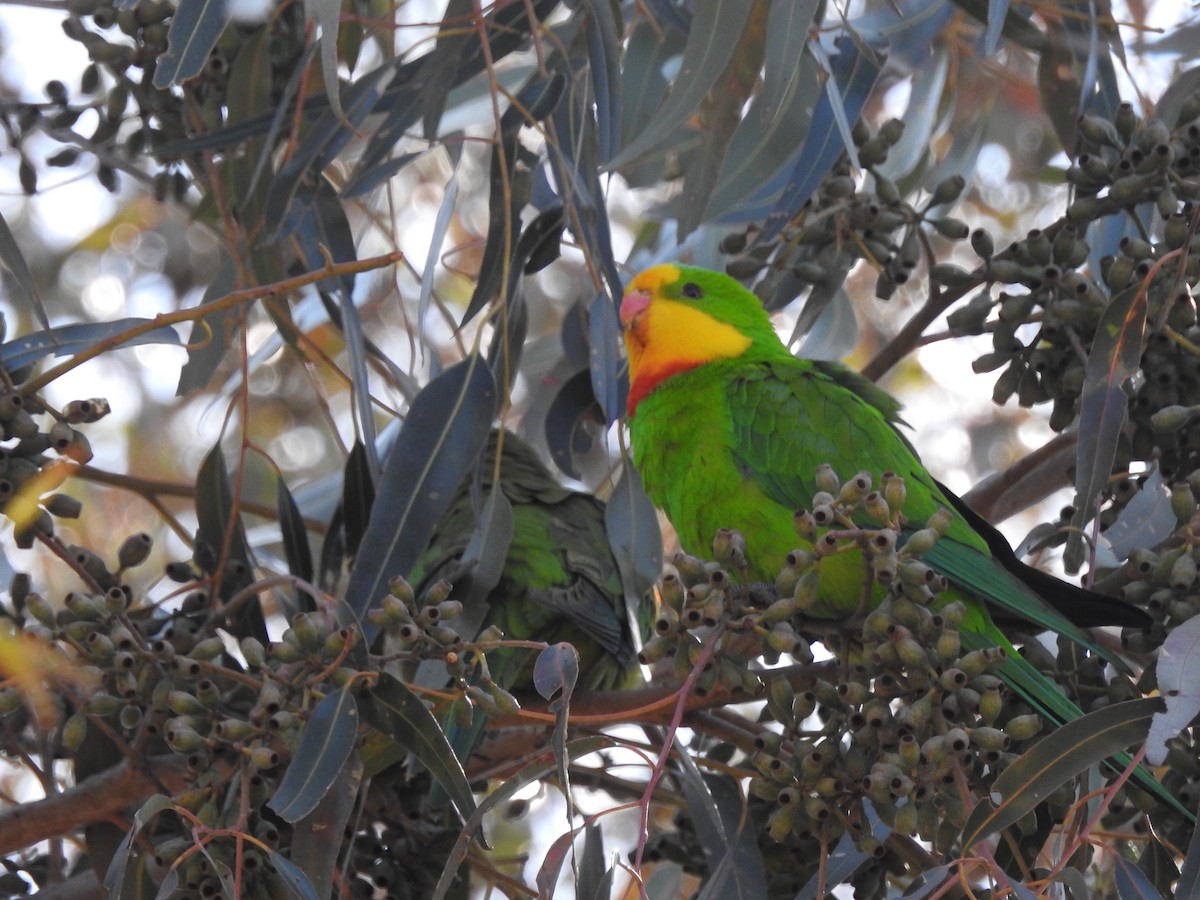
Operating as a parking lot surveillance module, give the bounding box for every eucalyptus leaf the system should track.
[277,475,315,612]
[961,698,1164,848]
[195,443,266,642]
[1065,285,1146,572]
[360,674,477,828]
[0,210,47,328]
[269,687,360,823]
[610,0,754,167]
[153,0,231,87]
[344,355,496,640]
[1,318,182,373]
[1146,614,1200,767]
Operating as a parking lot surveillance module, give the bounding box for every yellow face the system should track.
[621,264,751,412]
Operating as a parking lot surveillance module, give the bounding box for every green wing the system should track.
[413,430,641,691]
[724,358,1130,659]
[727,358,948,527]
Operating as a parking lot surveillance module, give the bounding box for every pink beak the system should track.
[620,289,650,327]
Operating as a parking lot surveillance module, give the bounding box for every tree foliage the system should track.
[1,0,1200,897]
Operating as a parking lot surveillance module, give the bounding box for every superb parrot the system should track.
[411,429,645,693]
[619,263,1179,810]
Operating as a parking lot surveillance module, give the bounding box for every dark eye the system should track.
[681,282,703,299]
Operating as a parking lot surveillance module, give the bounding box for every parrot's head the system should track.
[620,264,779,414]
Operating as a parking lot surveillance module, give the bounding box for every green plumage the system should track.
[411,430,643,692]
[623,264,1181,815]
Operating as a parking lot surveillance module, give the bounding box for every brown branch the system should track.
[0,754,229,856]
[23,870,103,900]
[862,220,1075,384]
[19,251,404,395]
[75,465,327,531]
[961,431,1078,523]
[464,662,838,780]
[862,279,978,382]
[682,708,763,756]
[487,660,837,726]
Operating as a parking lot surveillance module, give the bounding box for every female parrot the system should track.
[412,429,644,693]
[619,263,1178,811]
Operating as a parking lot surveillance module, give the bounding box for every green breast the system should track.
[630,366,806,585]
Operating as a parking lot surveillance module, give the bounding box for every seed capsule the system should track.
[1005,714,1043,741]
[387,575,416,608]
[900,529,939,562]
[793,691,818,722]
[712,528,747,569]
[804,795,832,823]
[165,723,206,753]
[871,554,898,585]
[671,551,709,585]
[957,648,1000,678]
[487,682,521,716]
[1171,553,1197,590]
[84,631,114,660]
[62,711,88,750]
[929,175,966,207]
[638,635,673,665]
[234,637,264,668]
[217,718,256,741]
[190,637,224,661]
[1078,114,1122,148]
[59,397,108,424]
[1165,213,1191,250]
[916,734,945,772]
[898,560,935,588]
[793,509,817,540]
[969,726,1010,751]
[766,677,797,725]
[837,680,869,706]
[767,804,796,841]
[1152,405,1194,432]
[25,592,55,627]
[930,263,976,288]
[945,727,970,754]
[167,690,207,715]
[895,636,931,670]
[979,687,1002,724]
[44,494,83,519]
[837,472,873,505]
[934,630,961,664]
[119,704,144,731]
[1110,102,1138,141]
[867,479,903,524]
[102,587,127,616]
[291,612,326,652]
[1109,173,1156,205]
[249,745,280,770]
[719,232,749,255]
[858,135,891,168]
[930,217,970,240]
[793,571,820,611]
[64,592,105,621]
[117,533,153,569]
[763,619,801,657]
[658,569,685,611]
[862,489,895,530]
[814,464,840,495]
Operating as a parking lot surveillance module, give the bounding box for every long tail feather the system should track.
[960,622,1189,820]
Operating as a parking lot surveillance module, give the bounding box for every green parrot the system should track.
[410,429,645,694]
[619,263,1178,812]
